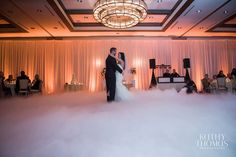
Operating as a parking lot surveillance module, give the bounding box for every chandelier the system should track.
[93,0,148,29]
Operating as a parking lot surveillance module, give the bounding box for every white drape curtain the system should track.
[0,39,236,93]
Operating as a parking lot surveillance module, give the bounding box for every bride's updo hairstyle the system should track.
[119,52,125,70]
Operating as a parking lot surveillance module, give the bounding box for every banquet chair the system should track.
[210,81,217,93]
[0,78,4,98]
[231,77,236,94]
[18,79,29,95]
[217,78,227,92]
[30,81,43,94]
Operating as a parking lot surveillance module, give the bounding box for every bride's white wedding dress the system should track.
[115,64,132,101]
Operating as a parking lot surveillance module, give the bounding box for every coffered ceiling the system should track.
[0,0,236,38]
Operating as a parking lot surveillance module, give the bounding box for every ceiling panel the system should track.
[146,0,179,10]
[61,0,179,10]
[70,14,97,23]
[141,14,167,23]
[0,0,235,38]
[167,0,234,36]
[61,0,94,10]
[213,27,236,32]
[225,17,236,24]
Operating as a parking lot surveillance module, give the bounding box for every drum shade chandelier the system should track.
[93,0,148,29]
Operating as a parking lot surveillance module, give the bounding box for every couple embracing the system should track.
[105,47,132,102]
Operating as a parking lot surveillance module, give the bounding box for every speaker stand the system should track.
[150,68,157,88]
[185,68,190,82]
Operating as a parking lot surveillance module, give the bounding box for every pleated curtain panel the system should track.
[1,39,236,93]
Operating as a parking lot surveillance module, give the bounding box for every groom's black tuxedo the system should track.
[105,55,123,102]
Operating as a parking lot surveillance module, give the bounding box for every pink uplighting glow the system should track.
[0,39,236,93]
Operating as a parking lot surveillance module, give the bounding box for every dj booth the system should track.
[156,77,186,91]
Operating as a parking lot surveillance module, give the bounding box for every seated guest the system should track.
[231,74,236,92]
[3,74,15,96]
[31,74,42,91]
[217,70,226,78]
[185,79,197,94]
[226,73,232,81]
[163,69,171,77]
[226,73,232,92]
[201,74,211,93]
[0,71,9,98]
[16,71,31,93]
[210,75,218,89]
[170,69,180,78]
[5,74,14,83]
[0,71,5,84]
[231,68,236,78]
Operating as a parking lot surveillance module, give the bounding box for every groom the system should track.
[105,47,123,102]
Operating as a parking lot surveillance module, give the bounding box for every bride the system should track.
[110,52,132,101]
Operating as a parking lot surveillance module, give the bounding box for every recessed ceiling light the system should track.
[196,9,201,13]
[224,10,228,14]
[36,9,42,13]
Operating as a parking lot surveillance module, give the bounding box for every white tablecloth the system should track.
[157,83,186,91]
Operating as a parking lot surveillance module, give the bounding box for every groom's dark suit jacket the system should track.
[105,55,122,77]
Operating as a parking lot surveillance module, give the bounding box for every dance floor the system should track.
[0,89,235,157]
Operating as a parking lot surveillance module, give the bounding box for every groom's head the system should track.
[110,47,117,55]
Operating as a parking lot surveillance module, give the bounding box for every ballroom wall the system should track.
[0,38,236,93]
